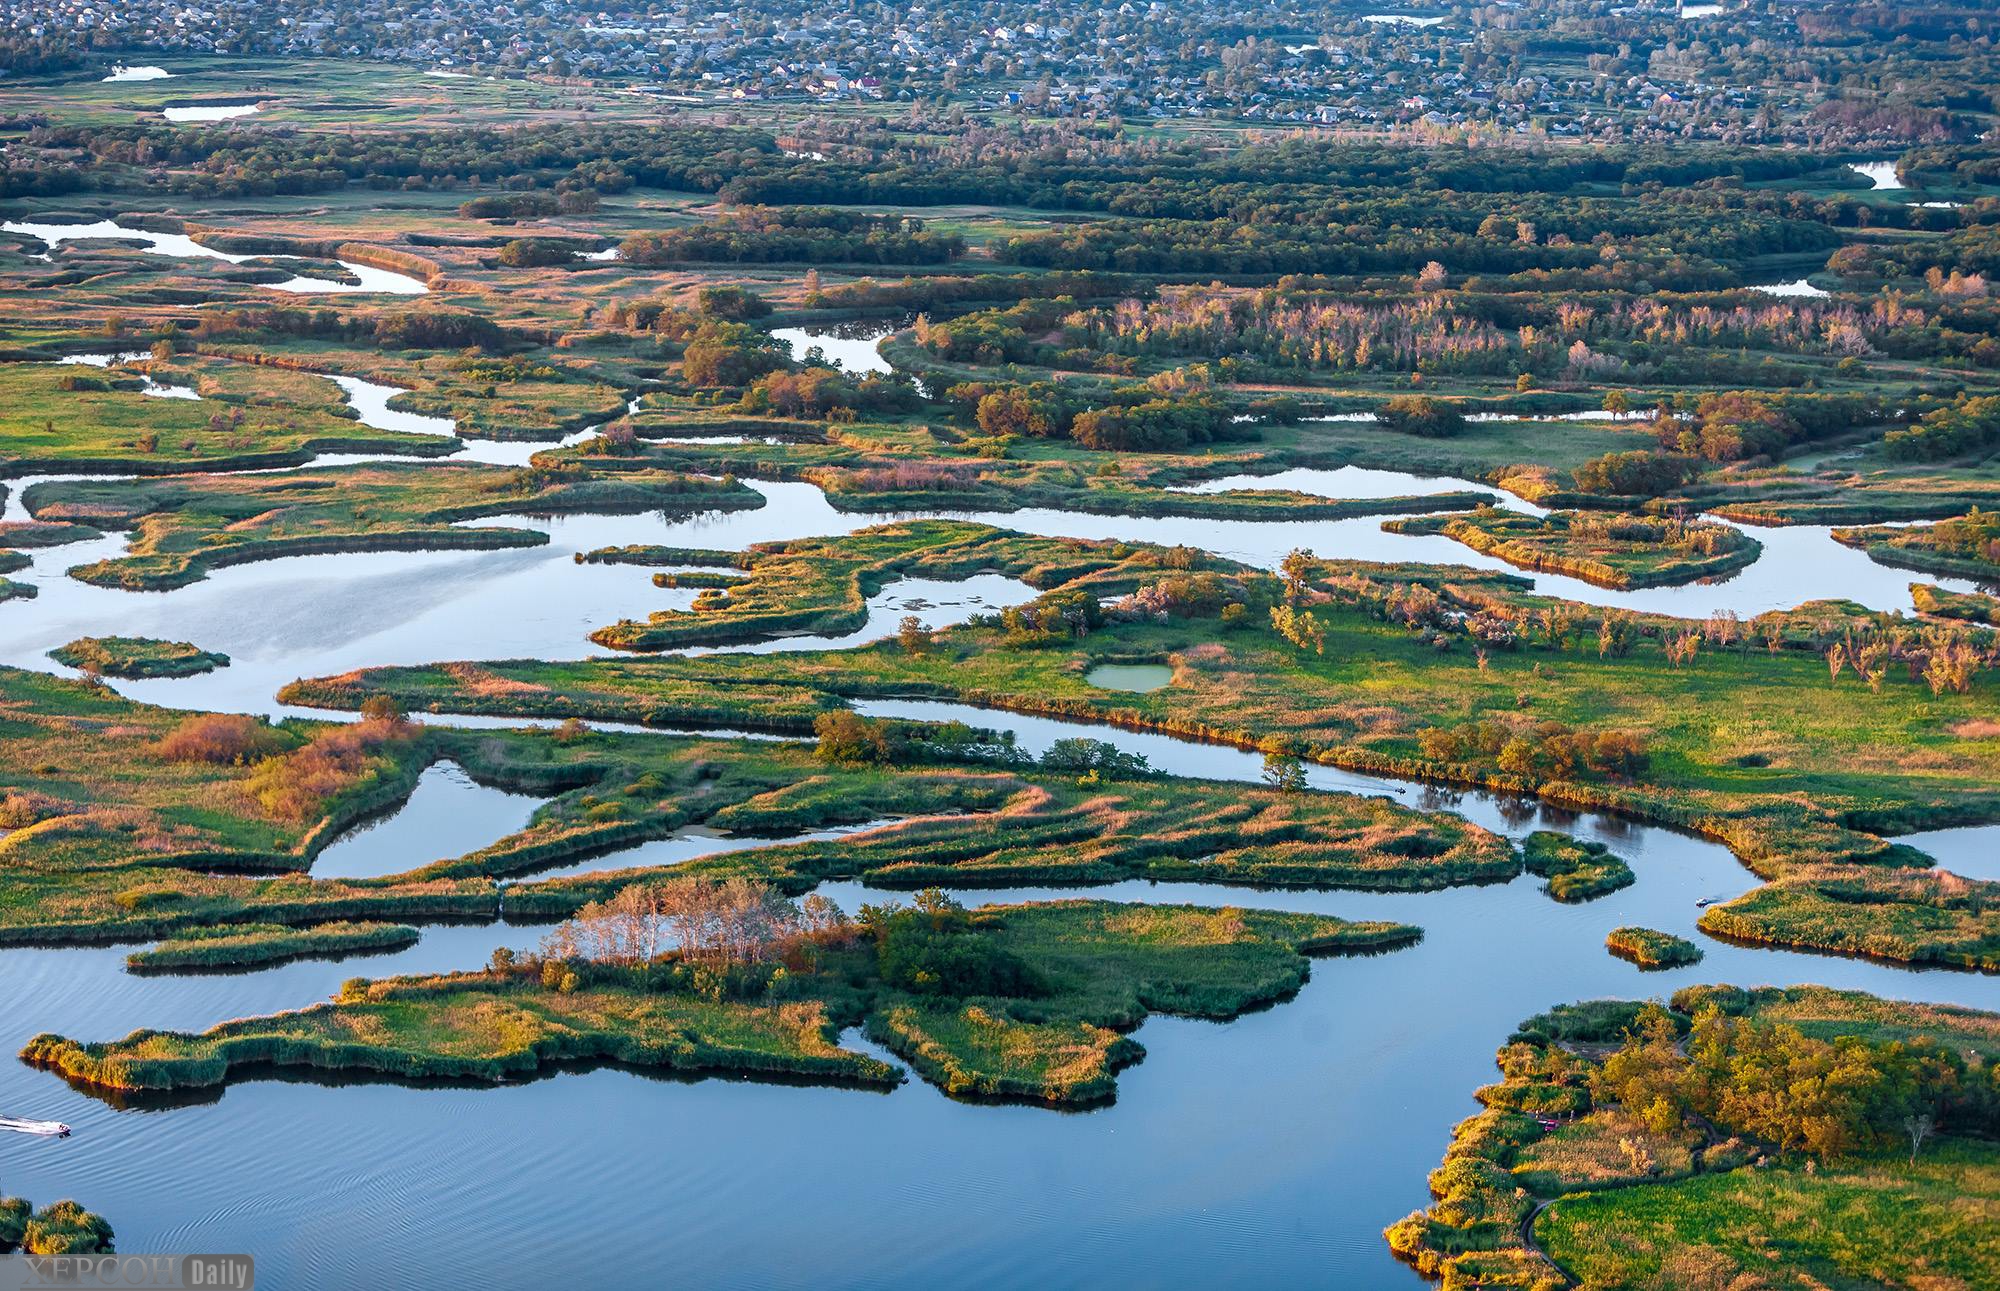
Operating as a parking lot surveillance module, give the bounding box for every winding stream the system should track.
[2,220,428,295]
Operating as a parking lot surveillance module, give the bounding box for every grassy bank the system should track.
[28,898,1416,1106]
[1386,508,1761,590]
[0,668,1511,942]
[126,921,420,972]
[1387,986,2000,1289]
[48,636,229,679]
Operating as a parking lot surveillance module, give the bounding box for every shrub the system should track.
[1378,395,1466,438]
[495,238,576,268]
[865,892,1043,997]
[1572,450,1701,497]
[153,713,287,765]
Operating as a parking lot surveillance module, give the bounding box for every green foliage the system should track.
[864,892,1044,997]
[1522,833,1637,903]
[1605,926,1704,969]
[1570,450,1701,498]
[49,635,229,679]
[0,1198,113,1256]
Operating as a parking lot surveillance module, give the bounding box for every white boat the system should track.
[0,1117,71,1136]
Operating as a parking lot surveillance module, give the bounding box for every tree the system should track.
[1279,547,1316,604]
[814,710,902,764]
[1262,749,1306,793]
[1904,1110,1936,1165]
[897,615,931,655]
[496,238,576,268]
[1378,395,1465,438]
[696,285,772,320]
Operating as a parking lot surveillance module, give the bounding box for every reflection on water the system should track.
[1895,824,2000,882]
[3,332,1997,1283]
[772,323,897,375]
[55,351,199,400]
[163,104,260,122]
[1751,278,1829,298]
[1852,159,1905,191]
[1083,663,1173,693]
[522,819,902,883]
[311,761,548,880]
[1,219,427,295]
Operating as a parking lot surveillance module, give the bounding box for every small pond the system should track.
[1084,663,1174,693]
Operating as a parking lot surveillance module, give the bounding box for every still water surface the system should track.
[0,301,1995,1287]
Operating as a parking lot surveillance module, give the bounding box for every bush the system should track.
[1572,450,1701,497]
[153,713,287,765]
[695,286,772,320]
[813,711,904,765]
[495,238,576,268]
[866,892,1043,997]
[1378,395,1466,438]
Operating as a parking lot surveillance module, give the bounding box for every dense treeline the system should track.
[15,122,778,198]
[916,286,1975,383]
[805,271,1149,313]
[5,124,1885,227]
[622,208,964,266]
[1597,999,2000,1161]
[718,139,1837,213]
[1885,395,2000,461]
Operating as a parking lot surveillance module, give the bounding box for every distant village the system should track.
[2,0,1959,146]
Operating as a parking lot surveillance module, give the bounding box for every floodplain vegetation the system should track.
[281,549,2000,973]
[0,1195,113,1256]
[0,667,1515,945]
[28,887,1415,1108]
[1386,986,2000,1290]
[2,42,2000,1280]
[48,635,228,678]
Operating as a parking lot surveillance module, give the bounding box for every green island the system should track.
[0,1196,113,1256]
[585,520,1244,652]
[125,920,420,972]
[1835,508,2000,582]
[29,889,1415,1107]
[1385,508,1762,590]
[49,635,229,678]
[1387,986,2000,1289]
[0,358,455,473]
[1603,926,1703,969]
[1522,833,1634,903]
